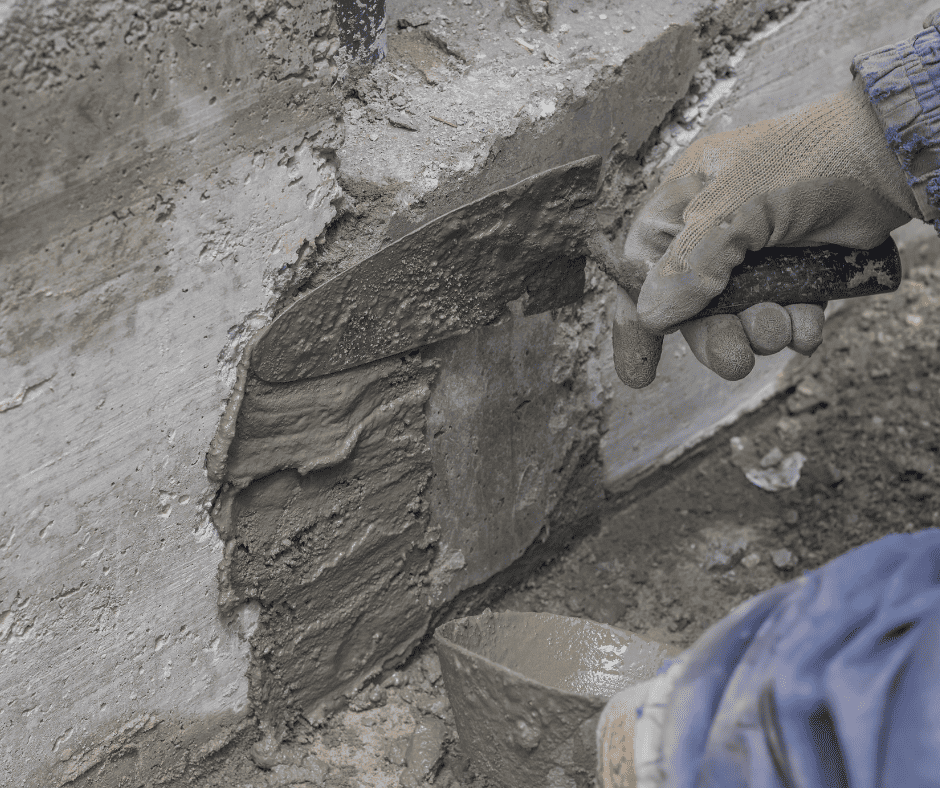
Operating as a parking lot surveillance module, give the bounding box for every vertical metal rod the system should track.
[334,0,387,62]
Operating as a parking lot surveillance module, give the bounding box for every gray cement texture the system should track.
[206,0,826,748]
[1,1,344,785]
[1,0,920,784]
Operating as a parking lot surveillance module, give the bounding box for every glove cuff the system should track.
[852,25,940,229]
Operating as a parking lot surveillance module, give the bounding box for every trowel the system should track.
[249,155,902,385]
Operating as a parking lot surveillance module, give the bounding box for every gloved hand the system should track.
[609,77,922,387]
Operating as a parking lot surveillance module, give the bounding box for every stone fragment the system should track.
[759,446,784,468]
[741,552,761,569]
[745,452,807,492]
[389,112,419,131]
[701,532,749,570]
[542,43,562,63]
[420,651,442,685]
[399,716,446,787]
[786,378,829,414]
[771,549,797,570]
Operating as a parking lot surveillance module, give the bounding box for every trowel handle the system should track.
[692,237,902,319]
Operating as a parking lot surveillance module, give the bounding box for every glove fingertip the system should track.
[706,338,756,381]
[785,303,826,356]
[683,315,755,381]
[612,317,664,388]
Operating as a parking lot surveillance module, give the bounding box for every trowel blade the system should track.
[251,156,604,384]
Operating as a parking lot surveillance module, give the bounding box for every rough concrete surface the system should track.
[1,0,343,785]
[1,0,919,785]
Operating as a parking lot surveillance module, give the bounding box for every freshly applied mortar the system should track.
[435,610,671,788]
[204,0,831,747]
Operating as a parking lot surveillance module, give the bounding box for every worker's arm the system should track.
[607,13,940,385]
[597,529,940,788]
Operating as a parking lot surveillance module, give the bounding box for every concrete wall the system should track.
[0,1,342,784]
[1,0,922,784]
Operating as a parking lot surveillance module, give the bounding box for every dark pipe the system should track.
[334,0,387,62]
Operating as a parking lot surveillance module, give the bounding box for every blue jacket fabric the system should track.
[852,10,940,232]
[655,529,940,788]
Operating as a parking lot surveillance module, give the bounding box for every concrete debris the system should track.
[542,43,562,64]
[744,450,807,492]
[382,671,410,689]
[423,29,471,63]
[388,112,420,131]
[731,437,808,492]
[399,715,446,787]
[771,548,798,570]
[741,552,761,569]
[349,683,388,711]
[699,531,750,571]
[419,651,442,685]
[759,446,784,468]
[786,377,830,414]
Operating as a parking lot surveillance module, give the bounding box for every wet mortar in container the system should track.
[434,609,672,788]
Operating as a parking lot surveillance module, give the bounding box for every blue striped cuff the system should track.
[853,26,940,229]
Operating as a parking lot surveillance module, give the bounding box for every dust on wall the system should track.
[0,1,348,786]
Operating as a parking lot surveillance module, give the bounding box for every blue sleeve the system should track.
[851,11,940,232]
[659,529,940,788]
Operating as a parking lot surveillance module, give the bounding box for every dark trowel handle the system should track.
[608,236,903,389]
[693,237,902,320]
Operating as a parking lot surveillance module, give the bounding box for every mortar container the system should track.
[434,609,672,788]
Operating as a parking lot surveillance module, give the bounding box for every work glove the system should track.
[609,77,922,387]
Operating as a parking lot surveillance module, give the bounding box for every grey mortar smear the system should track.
[202,0,816,731]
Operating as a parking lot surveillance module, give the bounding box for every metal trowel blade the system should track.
[250,156,604,383]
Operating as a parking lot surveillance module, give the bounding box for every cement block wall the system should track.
[1,0,922,784]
